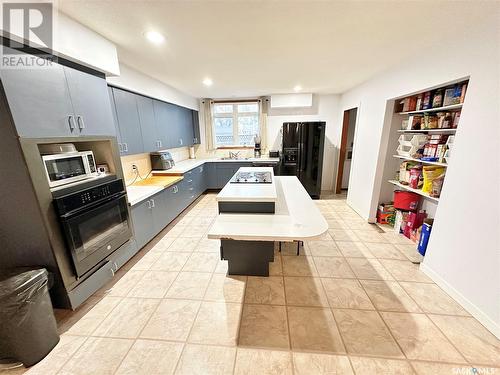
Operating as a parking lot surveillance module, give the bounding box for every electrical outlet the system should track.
[131,164,138,173]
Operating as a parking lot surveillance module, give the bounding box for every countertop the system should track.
[216,167,277,203]
[126,175,183,206]
[127,157,280,206]
[208,176,328,241]
[152,157,280,175]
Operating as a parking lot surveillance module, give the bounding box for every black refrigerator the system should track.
[280,122,325,199]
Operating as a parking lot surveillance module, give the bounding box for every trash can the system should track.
[0,268,60,367]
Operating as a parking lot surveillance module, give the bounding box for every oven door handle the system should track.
[59,191,127,219]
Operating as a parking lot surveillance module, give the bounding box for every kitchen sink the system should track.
[218,157,251,160]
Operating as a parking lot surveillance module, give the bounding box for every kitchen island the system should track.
[208,167,328,276]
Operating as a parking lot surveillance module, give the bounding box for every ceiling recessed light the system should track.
[144,31,165,45]
[293,85,302,92]
[203,78,213,86]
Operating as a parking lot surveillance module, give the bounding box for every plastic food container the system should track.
[393,190,421,211]
[398,134,428,148]
[396,144,417,157]
[418,222,432,255]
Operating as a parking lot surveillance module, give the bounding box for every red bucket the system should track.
[393,190,420,211]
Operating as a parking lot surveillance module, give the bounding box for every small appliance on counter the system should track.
[42,150,98,189]
[253,134,261,158]
[150,151,175,170]
[269,150,280,158]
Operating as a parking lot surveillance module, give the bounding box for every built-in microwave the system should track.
[42,151,98,188]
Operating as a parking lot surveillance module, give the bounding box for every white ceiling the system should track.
[58,1,491,98]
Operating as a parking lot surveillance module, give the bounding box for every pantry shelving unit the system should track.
[397,128,456,134]
[377,77,469,261]
[392,155,448,167]
[397,103,463,115]
[388,180,440,203]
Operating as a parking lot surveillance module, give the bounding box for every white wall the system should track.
[1,11,120,75]
[337,14,500,337]
[267,94,341,190]
[107,63,198,110]
[55,14,120,76]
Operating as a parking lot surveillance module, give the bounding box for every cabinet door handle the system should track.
[68,115,76,131]
[146,200,151,209]
[151,198,155,208]
[188,179,193,183]
[179,138,183,145]
[77,115,85,130]
[159,140,162,148]
[123,143,128,152]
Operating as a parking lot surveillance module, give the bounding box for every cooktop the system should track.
[231,171,272,183]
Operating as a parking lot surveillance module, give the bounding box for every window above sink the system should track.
[213,101,260,148]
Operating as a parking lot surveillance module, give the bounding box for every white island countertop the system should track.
[208,176,328,241]
[216,167,277,203]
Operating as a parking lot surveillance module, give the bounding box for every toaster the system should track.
[269,150,280,158]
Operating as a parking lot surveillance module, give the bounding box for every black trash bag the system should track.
[0,268,60,367]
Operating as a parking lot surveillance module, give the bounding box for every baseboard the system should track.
[420,263,500,339]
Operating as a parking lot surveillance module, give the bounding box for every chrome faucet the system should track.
[229,151,240,159]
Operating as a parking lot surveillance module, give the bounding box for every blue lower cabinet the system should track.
[150,191,168,234]
[131,161,255,251]
[130,198,155,249]
[205,163,217,189]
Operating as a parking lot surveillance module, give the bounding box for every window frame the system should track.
[212,101,260,148]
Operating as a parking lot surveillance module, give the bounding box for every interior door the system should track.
[64,67,115,136]
[0,49,75,137]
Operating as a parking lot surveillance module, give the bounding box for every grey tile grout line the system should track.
[319,270,355,373]
[423,312,470,365]
[232,265,251,375]
[58,332,488,369]
[51,334,90,374]
[351,235,473,365]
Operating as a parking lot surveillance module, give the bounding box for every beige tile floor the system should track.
[5,192,500,375]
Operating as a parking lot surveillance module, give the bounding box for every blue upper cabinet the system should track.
[108,85,199,154]
[0,47,115,138]
[111,88,144,155]
[192,110,201,145]
[0,49,77,137]
[153,100,171,150]
[64,67,116,136]
[136,95,159,152]
[180,106,194,147]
